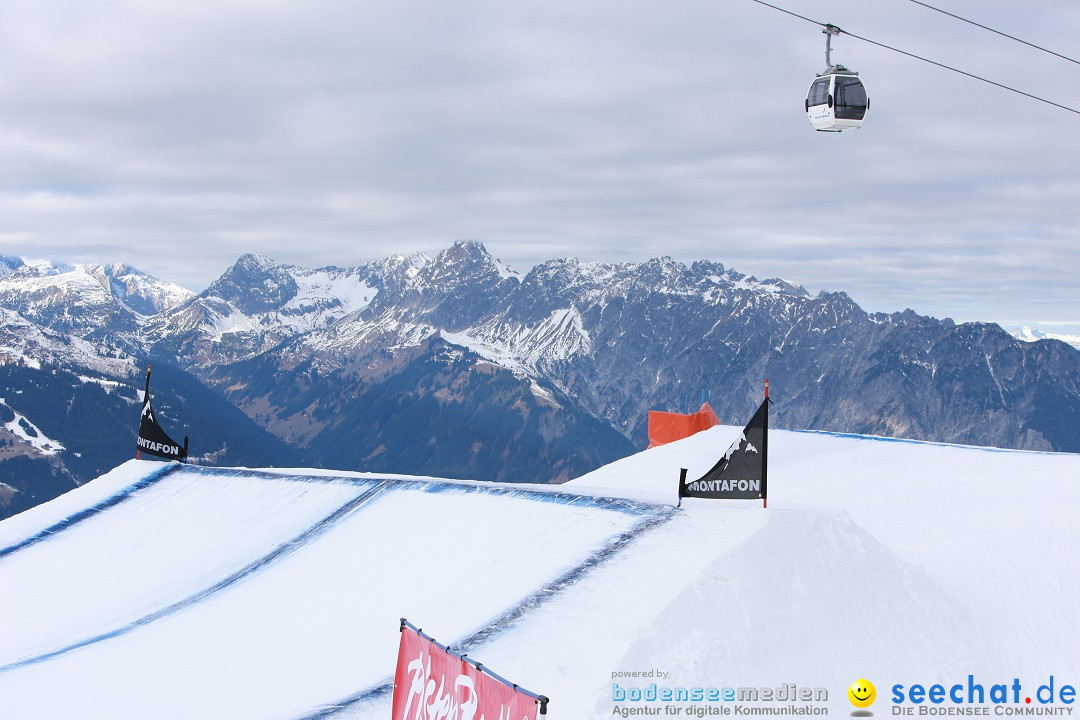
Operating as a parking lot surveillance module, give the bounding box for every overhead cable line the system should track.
[906,0,1080,67]
[748,0,828,28]
[838,28,1080,116]
[747,0,1080,117]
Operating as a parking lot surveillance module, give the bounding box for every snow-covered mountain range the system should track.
[2,242,1079,518]
[1011,324,1080,351]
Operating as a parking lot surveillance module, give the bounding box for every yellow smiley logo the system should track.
[848,679,876,708]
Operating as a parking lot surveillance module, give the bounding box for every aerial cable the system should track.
[838,28,1080,116]
[747,0,1080,117]
[748,0,827,28]
[906,0,1080,67]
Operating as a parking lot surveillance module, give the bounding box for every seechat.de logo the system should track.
[849,679,877,709]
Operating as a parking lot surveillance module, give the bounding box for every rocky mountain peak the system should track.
[204,253,300,314]
[0,256,25,278]
[442,240,492,263]
[424,241,511,286]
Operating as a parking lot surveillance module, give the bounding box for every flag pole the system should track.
[762,379,769,509]
[137,365,151,460]
[677,467,687,508]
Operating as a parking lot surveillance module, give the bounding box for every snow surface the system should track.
[285,271,377,321]
[0,430,1077,719]
[0,464,657,718]
[1,398,65,455]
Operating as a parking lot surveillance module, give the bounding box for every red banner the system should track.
[391,625,540,720]
[647,402,720,448]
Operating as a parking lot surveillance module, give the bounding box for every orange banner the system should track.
[647,402,720,448]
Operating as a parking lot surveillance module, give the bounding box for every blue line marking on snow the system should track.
[0,479,391,675]
[185,465,664,516]
[791,428,1073,455]
[0,463,385,563]
[0,463,183,562]
[180,465,378,486]
[292,503,678,720]
[179,468,672,520]
[0,463,674,687]
[399,477,664,516]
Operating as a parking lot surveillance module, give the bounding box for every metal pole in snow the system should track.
[677,467,687,508]
[763,379,769,509]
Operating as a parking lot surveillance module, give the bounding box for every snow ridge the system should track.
[441,307,592,376]
[1,400,65,455]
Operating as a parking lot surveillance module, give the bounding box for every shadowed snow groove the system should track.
[247,467,667,517]
[292,503,678,720]
[0,463,182,561]
[0,478,393,674]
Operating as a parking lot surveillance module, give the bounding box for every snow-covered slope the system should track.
[1,400,66,455]
[441,307,594,376]
[0,306,134,376]
[0,429,1077,719]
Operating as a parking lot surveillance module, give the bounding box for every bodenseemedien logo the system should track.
[609,677,830,717]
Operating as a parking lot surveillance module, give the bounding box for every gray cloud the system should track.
[1,0,1077,331]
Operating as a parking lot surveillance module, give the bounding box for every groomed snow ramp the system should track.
[0,461,674,720]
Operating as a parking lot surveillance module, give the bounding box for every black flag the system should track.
[137,366,189,462]
[680,387,771,504]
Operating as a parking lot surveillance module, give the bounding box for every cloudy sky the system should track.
[2,0,1078,332]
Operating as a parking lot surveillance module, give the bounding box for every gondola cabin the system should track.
[806,68,869,132]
